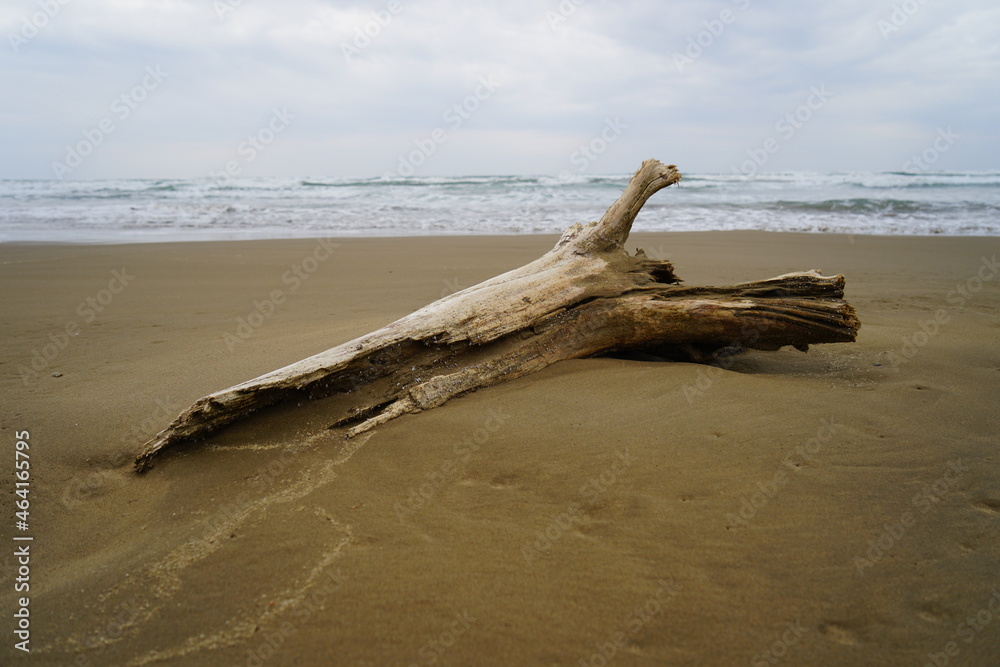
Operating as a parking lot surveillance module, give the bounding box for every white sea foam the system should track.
[1,172,997,243]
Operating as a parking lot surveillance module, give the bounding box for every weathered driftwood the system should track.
[135,159,859,472]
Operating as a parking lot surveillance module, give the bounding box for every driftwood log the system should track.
[135,159,859,472]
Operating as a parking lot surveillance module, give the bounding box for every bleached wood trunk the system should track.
[135,160,859,472]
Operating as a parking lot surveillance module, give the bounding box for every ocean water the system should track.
[1,171,998,243]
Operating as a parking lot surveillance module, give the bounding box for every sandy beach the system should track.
[1,231,998,666]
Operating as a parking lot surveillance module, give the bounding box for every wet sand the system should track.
[1,232,998,666]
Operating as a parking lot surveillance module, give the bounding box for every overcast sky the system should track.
[1,0,997,179]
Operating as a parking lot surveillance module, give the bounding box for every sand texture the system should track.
[1,232,998,666]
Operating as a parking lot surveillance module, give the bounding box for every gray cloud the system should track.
[1,0,997,179]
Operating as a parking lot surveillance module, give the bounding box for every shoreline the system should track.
[3,228,1000,247]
